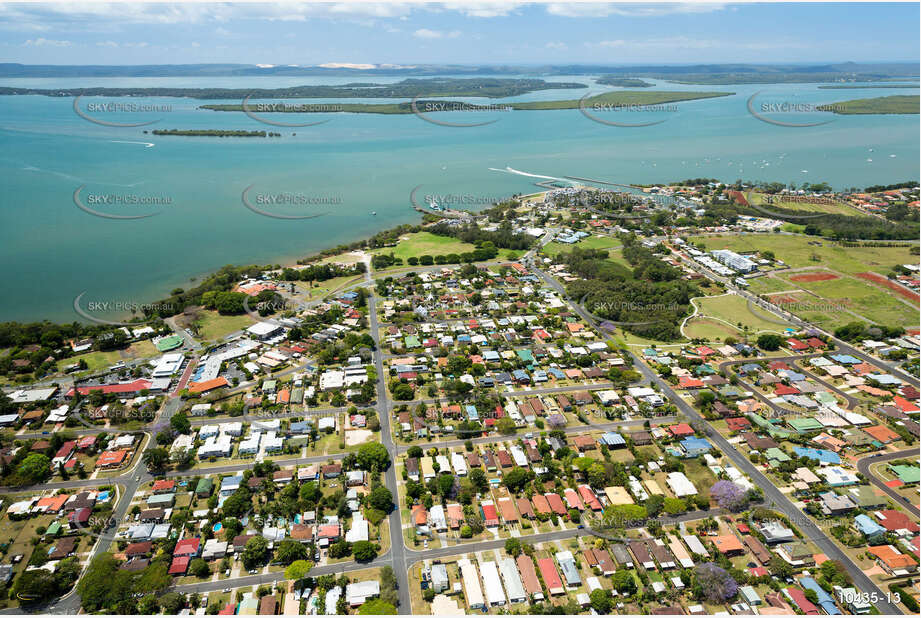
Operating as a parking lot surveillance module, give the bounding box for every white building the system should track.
[458,559,485,610]
[480,561,506,607]
[665,471,697,497]
[499,558,526,604]
[151,353,184,378]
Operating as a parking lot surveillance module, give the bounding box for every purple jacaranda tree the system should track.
[694,562,738,603]
[710,480,749,512]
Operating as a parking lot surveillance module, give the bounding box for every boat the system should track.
[371,211,377,215]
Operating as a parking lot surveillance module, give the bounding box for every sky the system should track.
[0,2,918,66]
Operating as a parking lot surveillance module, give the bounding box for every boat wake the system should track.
[488,166,575,185]
[110,140,156,148]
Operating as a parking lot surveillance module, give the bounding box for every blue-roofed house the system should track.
[738,363,762,376]
[532,370,548,383]
[680,436,713,457]
[465,405,479,422]
[512,369,530,384]
[798,577,841,615]
[456,334,472,343]
[779,370,806,382]
[830,354,861,365]
[483,350,501,362]
[792,446,840,465]
[290,420,310,434]
[854,514,886,541]
[548,367,566,380]
[867,374,901,386]
[693,364,716,376]
[599,432,626,448]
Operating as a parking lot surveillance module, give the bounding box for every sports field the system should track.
[371,232,476,261]
[744,192,864,217]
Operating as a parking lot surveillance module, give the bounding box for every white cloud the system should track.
[413,28,461,39]
[23,37,70,47]
[545,41,568,50]
[546,3,725,18]
[440,2,524,18]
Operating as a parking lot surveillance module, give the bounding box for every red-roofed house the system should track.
[96,449,129,469]
[152,480,176,494]
[876,510,920,535]
[563,488,584,511]
[481,502,499,527]
[174,538,200,557]
[545,493,567,516]
[169,556,190,575]
[726,417,751,432]
[668,423,695,437]
[786,338,809,352]
[775,384,800,396]
[784,587,819,615]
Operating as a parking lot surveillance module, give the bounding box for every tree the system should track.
[496,416,517,435]
[353,540,379,562]
[645,494,665,518]
[368,486,393,512]
[505,538,522,557]
[502,467,532,492]
[143,447,169,472]
[275,539,309,565]
[612,569,637,595]
[285,560,314,582]
[299,481,322,506]
[160,592,186,614]
[469,467,488,493]
[170,411,191,434]
[16,453,51,484]
[664,497,687,515]
[356,442,391,471]
[189,558,210,578]
[694,562,738,603]
[756,333,783,351]
[242,536,270,570]
[710,481,749,512]
[589,588,612,614]
[358,600,396,614]
[407,446,423,458]
[328,540,352,559]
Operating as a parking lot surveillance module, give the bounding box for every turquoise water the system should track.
[0,76,918,322]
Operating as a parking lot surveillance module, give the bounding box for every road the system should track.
[363,255,413,614]
[529,263,905,615]
[856,449,919,517]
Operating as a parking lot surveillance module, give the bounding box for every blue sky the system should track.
[1,2,918,66]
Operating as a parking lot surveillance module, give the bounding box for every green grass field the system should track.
[193,311,256,341]
[54,339,160,374]
[293,274,363,300]
[683,293,791,340]
[543,235,621,258]
[779,273,917,328]
[688,233,916,276]
[745,192,864,217]
[371,232,475,261]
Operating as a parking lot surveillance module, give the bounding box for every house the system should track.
[854,514,886,541]
[868,545,918,575]
[458,559,485,610]
[174,538,201,557]
[516,555,544,600]
[713,535,744,555]
[537,557,564,595]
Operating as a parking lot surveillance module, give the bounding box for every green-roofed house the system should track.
[405,335,421,349]
[765,447,791,467]
[195,477,214,498]
[45,521,62,537]
[890,464,920,485]
[747,413,793,440]
[718,385,746,399]
[788,417,823,433]
[516,349,535,363]
[814,392,837,406]
[155,334,184,352]
[262,380,277,394]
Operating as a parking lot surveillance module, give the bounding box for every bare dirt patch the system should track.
[790,272,839,283]
[855,271,920,304]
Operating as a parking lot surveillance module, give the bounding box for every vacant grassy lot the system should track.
[780,272,917,328]
[193,311,256,341]
[683,293,791,340]
[371,232,475,261]
[689,233,916,276]
[293,274,363,300]
[745,191,863,216]
[53,339,160,374]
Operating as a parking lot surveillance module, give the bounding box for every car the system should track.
[222,588,231,593]
[249,569,257,575]
[225,570,230,576]
[41,431,49,435]
[136,475,141,481]
[578,524,584,529]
